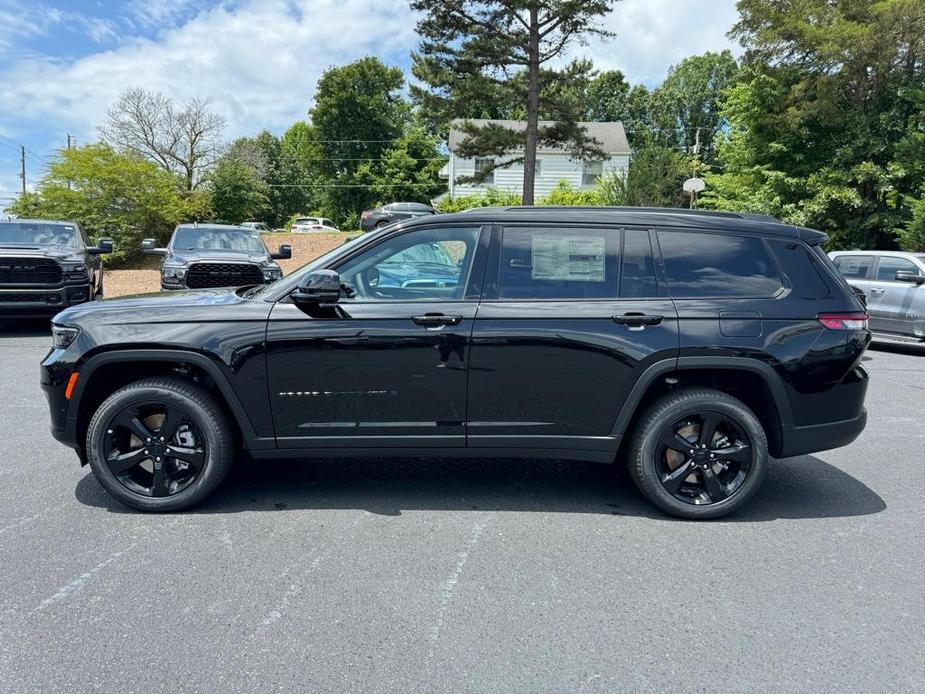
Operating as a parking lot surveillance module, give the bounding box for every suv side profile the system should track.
[42,208,870,519]
[360,202,437,232]
[0,219,112,317]
[142,223,291,290]
[828,250,925,343]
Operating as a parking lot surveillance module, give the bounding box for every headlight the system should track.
[62,263,88,280]
[52,325,80,349]
[163,267,187,283]
[263,268,283,281]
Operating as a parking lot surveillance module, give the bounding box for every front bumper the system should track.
[0,285,91,316]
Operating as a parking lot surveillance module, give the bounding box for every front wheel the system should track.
[627,388,767,519]
[86,377,235,512]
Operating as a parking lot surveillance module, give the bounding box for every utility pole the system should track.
[690,128,701,209]
[19,145,25,194]
[66,134,73,190]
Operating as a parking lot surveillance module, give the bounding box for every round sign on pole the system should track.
[683,177,706,193]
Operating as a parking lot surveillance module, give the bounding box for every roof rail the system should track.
[459,205,781,223]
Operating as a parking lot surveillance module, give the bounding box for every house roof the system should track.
[448,119,630,155]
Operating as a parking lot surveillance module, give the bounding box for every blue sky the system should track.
[0,0,740,204]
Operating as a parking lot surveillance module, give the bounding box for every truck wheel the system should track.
[627,388,767,520]
[85,377,235,512]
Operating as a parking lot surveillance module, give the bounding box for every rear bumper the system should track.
[778,408,867,458]
[0,285,91,316]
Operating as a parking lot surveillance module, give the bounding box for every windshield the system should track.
[172,227,266,254]
[0,222,79,248]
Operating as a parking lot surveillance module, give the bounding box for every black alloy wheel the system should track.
[103,403,206,498]
[656,411,752,505]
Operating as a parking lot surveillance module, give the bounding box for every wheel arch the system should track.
[70,349,269,460]
[612,357,793,459]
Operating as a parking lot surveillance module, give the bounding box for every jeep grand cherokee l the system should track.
[0,219,112,317]
[142,223,291,290]
[41,208,870,519]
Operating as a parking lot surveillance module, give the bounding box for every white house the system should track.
[441,119,631,199]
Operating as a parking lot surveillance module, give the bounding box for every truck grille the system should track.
[0,258,62,285]
[185,263,263,289]
[0,293,51,303]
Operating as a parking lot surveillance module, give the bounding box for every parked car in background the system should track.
[360,202,437,232]
[0,219,112,317]
[44,208,870,519]
[241,222,270,232]
[291,217,339,233]
[142,223,291,290]
[829,250,925,343]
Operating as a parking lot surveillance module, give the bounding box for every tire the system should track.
[375,219,390,228]
[86,376,235,512]
[627,388,767,520]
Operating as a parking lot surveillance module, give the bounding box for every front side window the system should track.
[498,226,619,300]
[337,226,481,302]
[658,231,782,298]
[876,256,922,281]
[582,160,603,186]
[474,158,494,185]
[833,255,874,280]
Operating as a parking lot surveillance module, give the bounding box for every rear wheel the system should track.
[86,377,235,511]
[628,388,767,519]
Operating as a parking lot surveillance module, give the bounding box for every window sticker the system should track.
[531,234,605,282]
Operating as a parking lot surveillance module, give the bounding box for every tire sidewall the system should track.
[634,394,768,520]
[86,384,229,512]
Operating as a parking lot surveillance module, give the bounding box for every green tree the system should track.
[411,0,617,205]
[585,70,631,123]
[208,156,270,224]
[7,143,196,264]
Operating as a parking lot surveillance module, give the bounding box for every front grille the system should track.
[185,263,264,289]
[0,258,62,285]
[0,293,51,303]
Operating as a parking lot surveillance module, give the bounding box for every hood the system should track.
[0,245,84,261]
[53,286,272,328]
[166,249,271,265]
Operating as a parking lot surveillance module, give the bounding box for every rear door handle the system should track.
[412,313,463,327]
[612,313,663,328]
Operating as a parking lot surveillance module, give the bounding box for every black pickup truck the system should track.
[0,219,112,317]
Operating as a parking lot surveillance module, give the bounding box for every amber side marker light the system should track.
[65,372,80,400]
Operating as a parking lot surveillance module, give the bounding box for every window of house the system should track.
[474,158,494,185]
[658,231,782,298]
[498,226,619,300]
[582,160,603,186]
[534,159,542,177]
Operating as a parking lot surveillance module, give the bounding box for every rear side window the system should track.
[621,229,658,298]
[832,255,873,279]
[876,256,922,281]
[499,227,619,299]
[658,231,782,298]
[766,239,831,299]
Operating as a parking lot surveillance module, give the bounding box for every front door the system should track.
[867,255,925,336]
[266,224,487,449]
[467,225,679,452]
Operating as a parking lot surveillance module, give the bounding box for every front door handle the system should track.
[612,312,663,328]
[412,313,463,327]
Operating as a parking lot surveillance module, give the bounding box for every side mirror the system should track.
[291,269,341,306]
[142,238,168,257]
[272,244,292,260]
[895,270,925,285]
[89,237,113,255]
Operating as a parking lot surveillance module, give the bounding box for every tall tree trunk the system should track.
[522,8,540,206]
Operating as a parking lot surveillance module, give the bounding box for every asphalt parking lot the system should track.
[0,322,922,693]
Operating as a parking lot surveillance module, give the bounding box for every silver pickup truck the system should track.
[829,250,925,343]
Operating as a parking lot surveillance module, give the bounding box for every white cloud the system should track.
[0,0,741,151]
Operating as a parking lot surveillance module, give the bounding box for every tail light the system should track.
[817,312,869,330]
[361,211,370,219]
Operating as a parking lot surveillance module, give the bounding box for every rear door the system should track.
[831,254,876,315]
[467,224,679,454]
[867,255,925,336]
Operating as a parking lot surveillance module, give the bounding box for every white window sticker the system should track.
[531,234,605,282]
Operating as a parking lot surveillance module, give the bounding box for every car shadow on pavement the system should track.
[0,318,51,338]
[74,454,885,522]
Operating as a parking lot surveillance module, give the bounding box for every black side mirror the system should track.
[895,270,925,285]
[142,238,168,257]
[89,238,113,255]
[291,269,341,306]
[272,244,292,260]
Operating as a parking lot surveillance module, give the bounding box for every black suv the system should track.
[0,219,112,317]
[360,202,437,231]
[143,223,291,290]
[41,208,870,519]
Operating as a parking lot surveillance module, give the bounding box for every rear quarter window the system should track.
[657,230,782,298]
[766,239,832,299]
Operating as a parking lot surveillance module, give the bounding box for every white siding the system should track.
[448,152,629,199]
